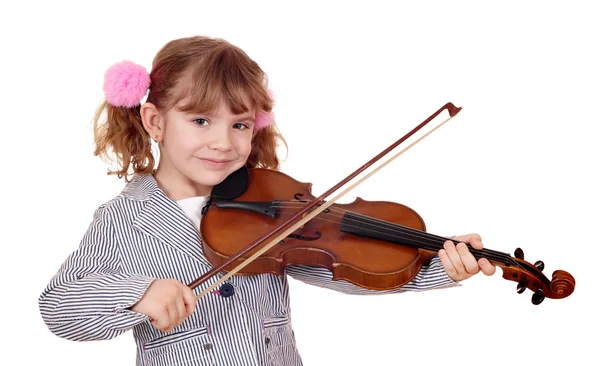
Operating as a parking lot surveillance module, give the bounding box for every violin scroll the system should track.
[497,248,575,305]
[549,270,576,298]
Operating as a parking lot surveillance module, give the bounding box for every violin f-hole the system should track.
[287,231,322,241]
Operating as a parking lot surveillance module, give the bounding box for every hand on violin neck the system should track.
[439,233,496,281]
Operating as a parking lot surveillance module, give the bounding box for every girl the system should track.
[38,35,495,366]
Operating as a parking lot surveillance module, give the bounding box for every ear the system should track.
[140,102,165,142]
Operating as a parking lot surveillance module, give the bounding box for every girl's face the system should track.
[155,98,255,199]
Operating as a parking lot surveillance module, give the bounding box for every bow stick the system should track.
[188,102,462,300]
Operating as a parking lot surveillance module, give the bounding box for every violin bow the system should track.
[188,102,461,299]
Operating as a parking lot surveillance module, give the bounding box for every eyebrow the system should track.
[232,112,255,122]
[192,111,255,121]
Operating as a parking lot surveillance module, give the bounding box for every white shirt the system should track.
[176,195,210,231]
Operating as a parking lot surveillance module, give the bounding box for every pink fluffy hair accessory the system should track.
[103,60,150,108]
[255,111,274,130]
[255,89,275,130]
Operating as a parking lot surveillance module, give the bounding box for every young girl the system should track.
[38,35,495,366]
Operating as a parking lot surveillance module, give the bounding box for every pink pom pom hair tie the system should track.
[103,60,150,108]
[254,89,275,130]
[254,111,274,129]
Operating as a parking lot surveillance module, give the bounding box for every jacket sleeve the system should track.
[285,255,459,295]
[38,204,155,341]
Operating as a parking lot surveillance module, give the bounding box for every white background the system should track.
[2,1,597,365]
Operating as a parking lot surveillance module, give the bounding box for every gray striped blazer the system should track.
[39,174,456,366]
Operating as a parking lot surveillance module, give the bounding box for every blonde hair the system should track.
[93,36,286,181]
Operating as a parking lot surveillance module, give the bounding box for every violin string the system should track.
[274,204,517,266]
[331,204,522,268]
[271,201,465,252]
[298,202,519,267]
[270,201,519,267]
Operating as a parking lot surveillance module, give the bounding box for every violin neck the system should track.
[340,211,514,266]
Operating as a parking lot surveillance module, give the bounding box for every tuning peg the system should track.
[534,260,545,271]
[516,278,527,294]
[514,248,524,259]
[531,289,545,305]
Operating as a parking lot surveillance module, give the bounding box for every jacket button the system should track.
[219,283,235,297]
[204,343,213,350]
[265,337,271,345]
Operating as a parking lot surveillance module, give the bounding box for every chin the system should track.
[196,173,228,187]
[190,169,236,190]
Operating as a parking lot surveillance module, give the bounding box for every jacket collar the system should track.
[122,174,214,269]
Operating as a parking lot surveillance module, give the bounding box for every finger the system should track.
[438,248,459,280]
[154,306,171,332]
[452,233,483,249]
[456,242,480,275]
[478,258,497,276]
[444,240,467,277]
[151,318,169,333]
[182,287,197,317]
[168,299,178,331]
[175,295,186,326]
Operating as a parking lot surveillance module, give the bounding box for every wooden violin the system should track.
[187,103,575,305]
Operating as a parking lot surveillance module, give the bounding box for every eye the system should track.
[193,118,209,126]
[233,122,250,130]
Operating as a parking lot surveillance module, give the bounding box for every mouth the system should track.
[196,157,233,167]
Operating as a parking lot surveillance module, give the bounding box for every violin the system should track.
[187,103,575,305]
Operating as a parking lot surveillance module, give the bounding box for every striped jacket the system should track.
[39,174,457,366]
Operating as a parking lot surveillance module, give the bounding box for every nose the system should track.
[207,125,233,152]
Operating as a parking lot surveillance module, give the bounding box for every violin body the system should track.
[201,168,436,290]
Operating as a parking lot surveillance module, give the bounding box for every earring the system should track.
[154,135,159,143]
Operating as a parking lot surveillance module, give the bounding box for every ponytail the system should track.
[92,101,155,182]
